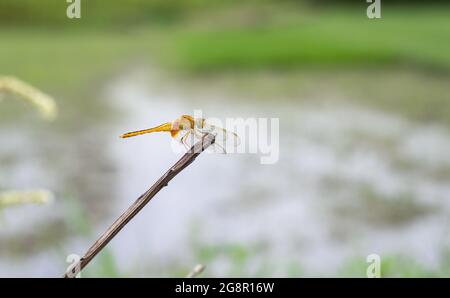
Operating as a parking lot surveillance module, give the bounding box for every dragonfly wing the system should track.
[201,125,240,147]
[194,123,240,154]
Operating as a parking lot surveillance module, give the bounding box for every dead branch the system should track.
[64,134,215,278]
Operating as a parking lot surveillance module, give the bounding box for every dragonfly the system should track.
[120,115,240,153]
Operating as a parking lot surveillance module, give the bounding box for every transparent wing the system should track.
[174,129,225,153]
[194,121,240,153]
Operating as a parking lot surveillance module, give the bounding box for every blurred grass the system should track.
[1,5,449,129]
[0,0,222,27]
[166,8,450,72]
[1,5,449,86]
[0,28,158,123]
[0,29,149,92]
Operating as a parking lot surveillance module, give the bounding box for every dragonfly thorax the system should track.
[172,115,195,131]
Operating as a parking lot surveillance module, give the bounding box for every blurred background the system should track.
[1,0,450,277]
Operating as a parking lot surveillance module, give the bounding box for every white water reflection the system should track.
[1,68,450,277]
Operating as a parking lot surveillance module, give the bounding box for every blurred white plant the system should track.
[0,189,54,209]
[0,76,58,121]
[0,76,58,209]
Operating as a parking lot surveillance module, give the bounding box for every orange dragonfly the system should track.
[120,115,240,153]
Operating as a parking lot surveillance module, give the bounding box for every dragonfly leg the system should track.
[181,131,191,151]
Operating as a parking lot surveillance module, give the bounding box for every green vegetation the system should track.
[1,1,450,277]
[0,0,223,27]
[166,9,450,72]
[2,5,449,125]
[0,29,147,91]
[2,5,449,84]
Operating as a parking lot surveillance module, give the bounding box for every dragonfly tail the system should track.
[120,122,172,138]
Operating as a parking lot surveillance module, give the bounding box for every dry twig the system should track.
[64,134,215,278]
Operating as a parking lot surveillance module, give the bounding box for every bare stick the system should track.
[186,264,206,278]
[64,134,215,278]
